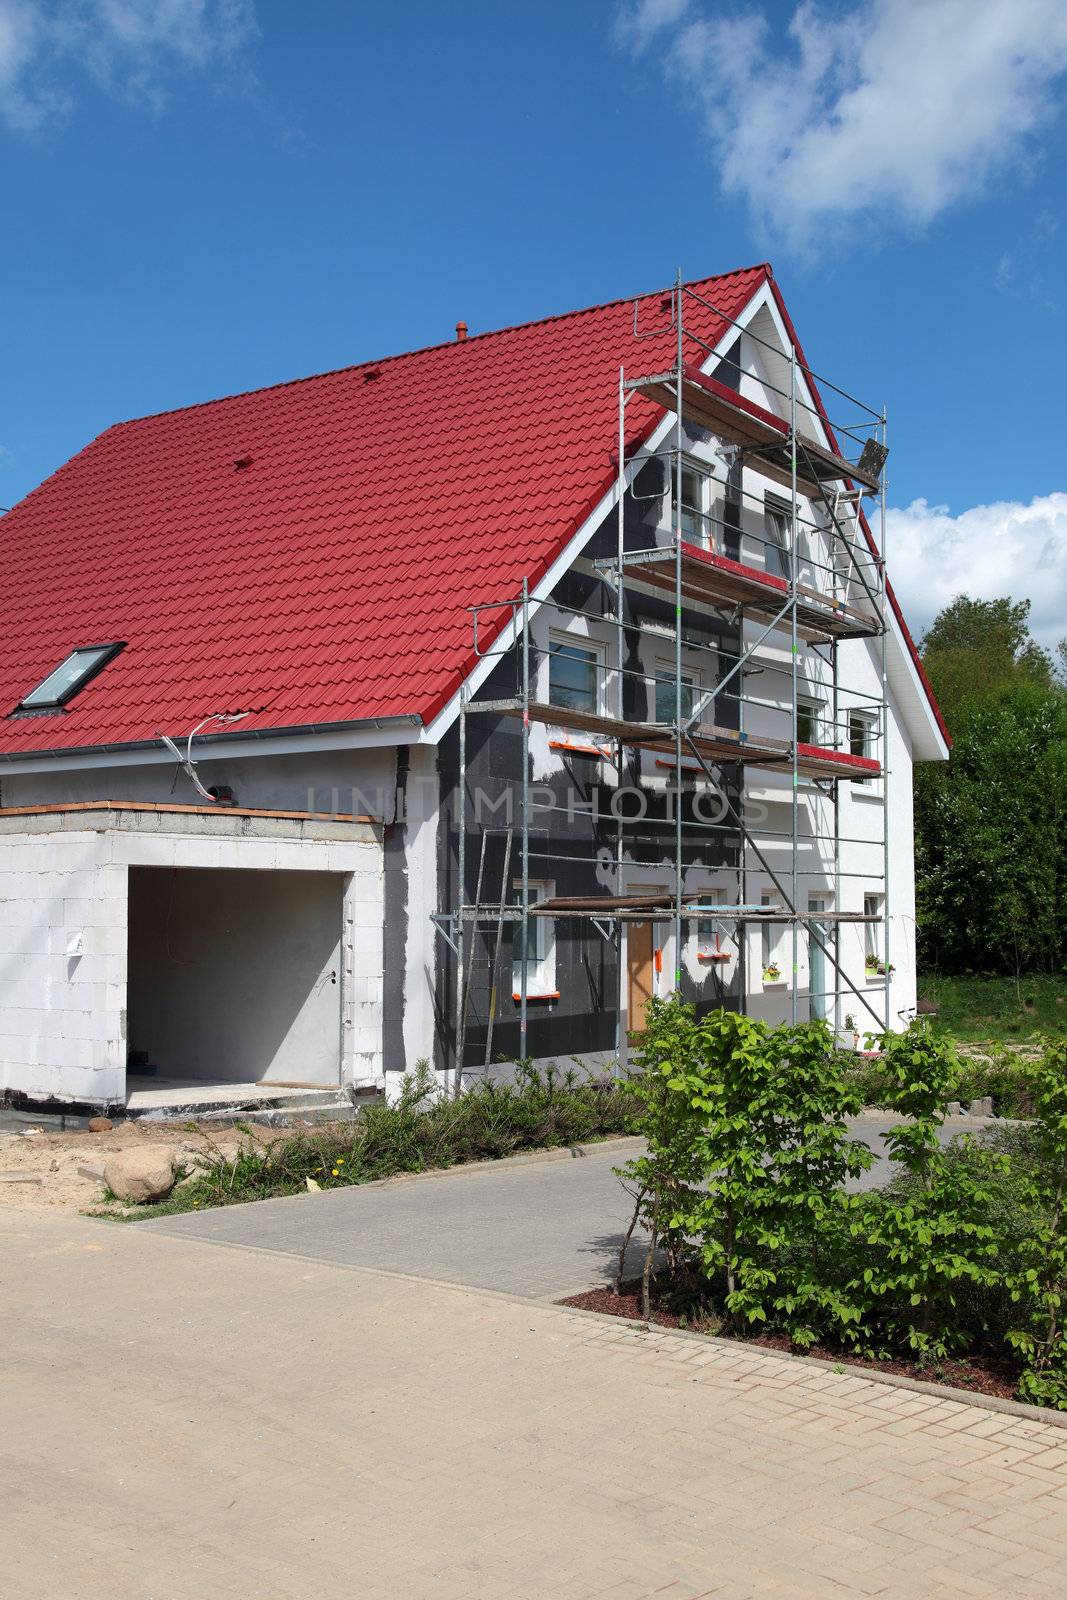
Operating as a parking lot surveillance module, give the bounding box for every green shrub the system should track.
[873,1120,1043,1351]
[165,1060,640,1213]
[618,999,873,1346]
[844,1044,1039,1118]
[617,1009,1067,1397]
[1005,1039,1067,1408]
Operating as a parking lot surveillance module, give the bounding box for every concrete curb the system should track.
[338,1133,644,1192]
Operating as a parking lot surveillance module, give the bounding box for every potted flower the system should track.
[762,962,781,983]
[844,1012,860,1050]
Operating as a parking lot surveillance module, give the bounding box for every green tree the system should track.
[921,596,1052,721]
[915,596,1066,976]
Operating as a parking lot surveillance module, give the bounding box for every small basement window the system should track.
[17,643,125,711]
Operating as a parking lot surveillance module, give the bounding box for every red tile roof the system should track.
[0,266,768,756]
[0,263,945,756]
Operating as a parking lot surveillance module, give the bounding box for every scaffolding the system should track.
[438,272,892,1085]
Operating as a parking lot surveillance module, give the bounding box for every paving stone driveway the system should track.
[4,1206,1067,1599]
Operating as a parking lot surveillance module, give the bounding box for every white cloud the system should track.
[621,0,1067,246]
[0,0,256,132]
[886,494,1067,652]
[615,0,690,51]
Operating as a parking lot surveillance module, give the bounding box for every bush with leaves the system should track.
[619,999,873,1345]
[848,1024,1008,1362]
[844,1044,1041,1119]
[1006,1040,1067,1407]
[614,998,712,1317]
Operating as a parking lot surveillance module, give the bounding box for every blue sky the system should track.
[2,0,1066,644]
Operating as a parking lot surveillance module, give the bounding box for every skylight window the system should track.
[18,643,125,711]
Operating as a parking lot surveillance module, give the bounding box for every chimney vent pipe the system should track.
[455,321,468,342]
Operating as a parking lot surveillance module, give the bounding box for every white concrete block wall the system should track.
[342,853,385,1088]
[0,830,127,1105]
[399,744,439,1080]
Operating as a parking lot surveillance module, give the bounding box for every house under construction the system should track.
[0,265,949,1112]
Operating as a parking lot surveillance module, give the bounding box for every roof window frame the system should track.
[14,641,126,714]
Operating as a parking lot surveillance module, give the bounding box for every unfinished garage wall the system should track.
[127,868,345,1087]
[0,807,384,1107]
[0,828,126,1105]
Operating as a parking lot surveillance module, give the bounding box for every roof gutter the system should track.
[0,714,425,771]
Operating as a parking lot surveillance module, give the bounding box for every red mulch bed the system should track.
[560,1284,1022,1403]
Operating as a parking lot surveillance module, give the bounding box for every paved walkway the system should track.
[143,1136,649,1297]
[3,1206,1067,1599]
[143,1117,994,1299]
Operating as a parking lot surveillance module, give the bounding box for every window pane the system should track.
[796,703,815,745]
[849,714,869,759]
[655,671,696,724]
[549,642,598,712]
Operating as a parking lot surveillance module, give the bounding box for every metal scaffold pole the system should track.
[832,636,842,1039]
[880,408,891,1035]
[455,687,467,1094]
[789,344,799,1025]
[674,268,684,994]
[520,577,530,1063]
[616,365,626,1072]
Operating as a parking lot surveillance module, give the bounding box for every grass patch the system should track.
[107,1062,640,1221]
[918,973,1066,1042]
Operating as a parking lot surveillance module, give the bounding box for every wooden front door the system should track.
[627,919,656,1036]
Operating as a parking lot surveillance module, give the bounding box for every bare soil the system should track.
[0,1119,286,1214]
[561,1283,1022,1403]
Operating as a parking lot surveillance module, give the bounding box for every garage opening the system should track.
[126,867,345,1102]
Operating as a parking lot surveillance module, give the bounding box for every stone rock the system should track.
[77,1164,106,1181]
[945,1101,963,1117]
[968,1096,994,1118]
[88,1116,113,1133]
[102,1150,178,1204]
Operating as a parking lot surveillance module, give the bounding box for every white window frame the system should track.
[760,892,784,983]
[695,885,729,961]
[547,632,605,717]
[669,457,713,546]
[849,709,875,761]
[863,892,883,971]
[848,708,879,787]
[512,879,556,997]
[764,494,793,582]
[795,695,824,748]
